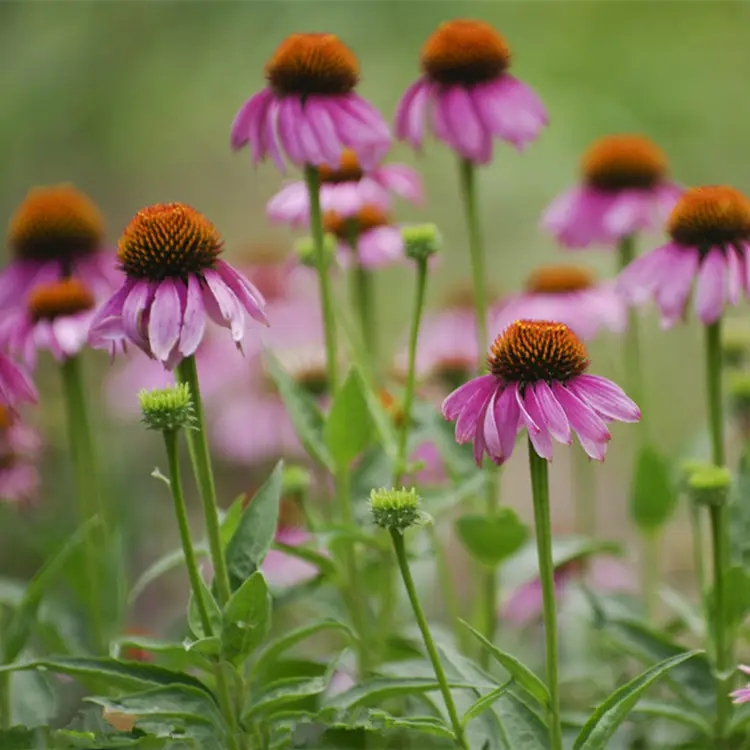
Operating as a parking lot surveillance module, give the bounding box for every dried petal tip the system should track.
[582,135,667,191]
[402,224,441,262]
[421,19,511,86]
[370,487,426,532]
[282,464,312,498]
[265,33,359,96]
[318,150,363,183]
[323,205,390,239]
[525,265,595,295]
[667,186,750,247]
[139,383,196,432]
[8,184,105,262]
[28,279,95,321]
[489,320,589,384]
[118,202,223,281]
[293,234,337,269]
[684,462,732,507]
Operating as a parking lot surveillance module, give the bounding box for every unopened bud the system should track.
[282,464,312,498]
[402,224,441,263]
[685,463,732,507]
[294,234,337,269]
[139,383,196,432]
[370,487,426,532]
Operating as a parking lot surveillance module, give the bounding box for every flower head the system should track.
[231,33,390,172]
[684,462,732,507]
[442,320,640,464]
[395,19,547,163]
[323,205,404,268]
[139,383,196,432]
[618,185,750,326]
[0,184,118,311]
[542,134,682,249]
[402,223,441,263]
[267,149,423,228]
[88,203,267,369]
[370,487,425,532]
[493,265,626,341]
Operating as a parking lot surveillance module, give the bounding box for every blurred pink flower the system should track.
[406,440,446,486]
[395,20,546,162]
[263,527,319,589]
[323,206,404,269]
[231,33,390,172]
[0,409,41,504]
[731,666,750,704]
[0,353,37,410]
[492,266,626,342]
[542,135,681,249]
[267,149,422,228]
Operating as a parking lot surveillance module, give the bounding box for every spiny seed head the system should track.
[370,487,424,532]
[421,19,511,86]
[525,265,595,295]
[581,135,667,191]
[318,149,363,183]
[118,203,223,281]
[402,223,441,262]
[282,464,312,498]
[8,184,105,263]
[684,463,732,507]
[488,320,589,384]
[294,233,337,269]
[139,383,196,432]
[323,205,390,239]
[667,186,750,248]
[265,33,359,96]
[27,278,95,322]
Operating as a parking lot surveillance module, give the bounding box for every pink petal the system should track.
[276,98,305,165]
[441,85,491,164]
[373,164,424,204]
[148,278,182,364]
[214,260,268,326]
[515,386,540,435]
[245,89,274,166]
[727,247,744,305]
[357,227,404,268]
[534,381,571,444]
[442,374,496,421]
[493,383,521,462]
[179,275,207,357]
[552,382,611,448]
[231,92,267,151]
[522,386,554,460]
[482,389,503,460]
[654,247,700,327]
[695,248,726,325]
[202,270,245,342]
[617,244,678,305]
[570,374,641,423]
[455,381,496,443]
[122,280,153,350]
[394,79,429,148]
[266,183,309,226]
[304,97,343,166]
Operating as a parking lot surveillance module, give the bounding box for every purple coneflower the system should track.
[442,320,640,463]
[730,666,750,704]
[0,407,41,504]
[89,203,267,369]
[395,19,547,162]
[1,184,118,310]
[267,148,422,228]
[618,186,750,327]
[493,265,626,342]
[542,135,682,249]
[231,33,390,171]
[323,206,404,269]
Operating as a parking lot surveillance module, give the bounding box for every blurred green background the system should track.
[1,0,750,619]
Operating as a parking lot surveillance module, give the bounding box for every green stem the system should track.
[348,224,377,377]
[690,501,709,625]
[162,430,213,635]
[705,320,732,743]
[573,445,596,538]
[396,258,429,484]
[642,531,660,623]
[618,235,645,413]
[175,356,231,607]
[304,164,338,390]
[60,355,106,652]
[390,530,469,750]
[528,441,563,750]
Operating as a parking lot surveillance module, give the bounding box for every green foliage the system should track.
[455,509,528,567]
[187,575,221,641]
[221,571,271,665]
[629,444,677,532]
[324,367,374,468]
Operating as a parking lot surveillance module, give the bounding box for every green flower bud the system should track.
[294,234,337,269]
[402,224,441,263]
[282,464,312,498]
[370,487,427,532]
[139,383,196,432]
[685,463,732,507]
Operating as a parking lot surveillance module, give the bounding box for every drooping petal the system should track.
[617,244,679,305]
[0,352,37,406]
[148,279,182,363]
[482,389,503,459]
[231,91,269,151]
[373,164,424,204]
[695,248,726,325]
[266,183,309,226]
[442,374,496,421]
[727,246,744,305]
[394,78,430,148]
[202,270,245,342]
[441,84,491,164]
[522,385,554,459]
[304,96,344,166]
[276,98,305,165]
[533,381,571,444]
[493,383,521,462]
[654,246,700,327]
[473,398,490,466]
[552,382,611,451]
[179,275,207,357]
[569,374,640,423]
[214,260,268,326]
[121,280,153,351]
[515,386,540,435]
[455,380,496,444]
[356,227,404,268]
[245,89,275,166]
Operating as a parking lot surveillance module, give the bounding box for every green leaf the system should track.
[221,571,271,665]
[324,367,373,467]
[366,711,455,739]
[111,635,215,670]
[462,682,512,725]
[187,574,222,640]
[493,692,549,750]
[251,619,353,681]
[3,518,98,663]
[129,545,208,605]
[631,699,711,734]
[455,509,528,567]
[629,443,677,531]
[225,462,283,591]
[0,657,213,698]
[272,541,337,580]
[266,354,332,470]
[572,650,702,750]
[459,620,550,706]
[244,673,333,719]
[219,494,246,548]
[719,565,750,629]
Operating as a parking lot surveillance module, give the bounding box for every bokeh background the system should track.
[2,0,750,628]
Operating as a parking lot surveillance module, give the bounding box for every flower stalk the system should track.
[347,223,377,377]
[175,355,231,607]
[528,441,564,750]
[304,165,339,390]
[618,234,644,411]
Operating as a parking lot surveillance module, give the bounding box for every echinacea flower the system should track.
[730,666,750,704]
[442,320,640,463]
[0,353,37,409]
[395,19,547,162]
[0,406,41,504]
[267,149,423,227]
[493,265,626,342]
[323,206,404,269]
[89,203,267,369]
[1,184,118,310]
[542,134,682,249]
[617,186,750,327]
[231,33,390,171]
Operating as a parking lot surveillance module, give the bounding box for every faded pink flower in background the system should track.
[0,353,37,410]
[731,666,750,705]
[323,206,405,269]
[0,408,41,504]
[542,134,682,249]
[395,19,547,162]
